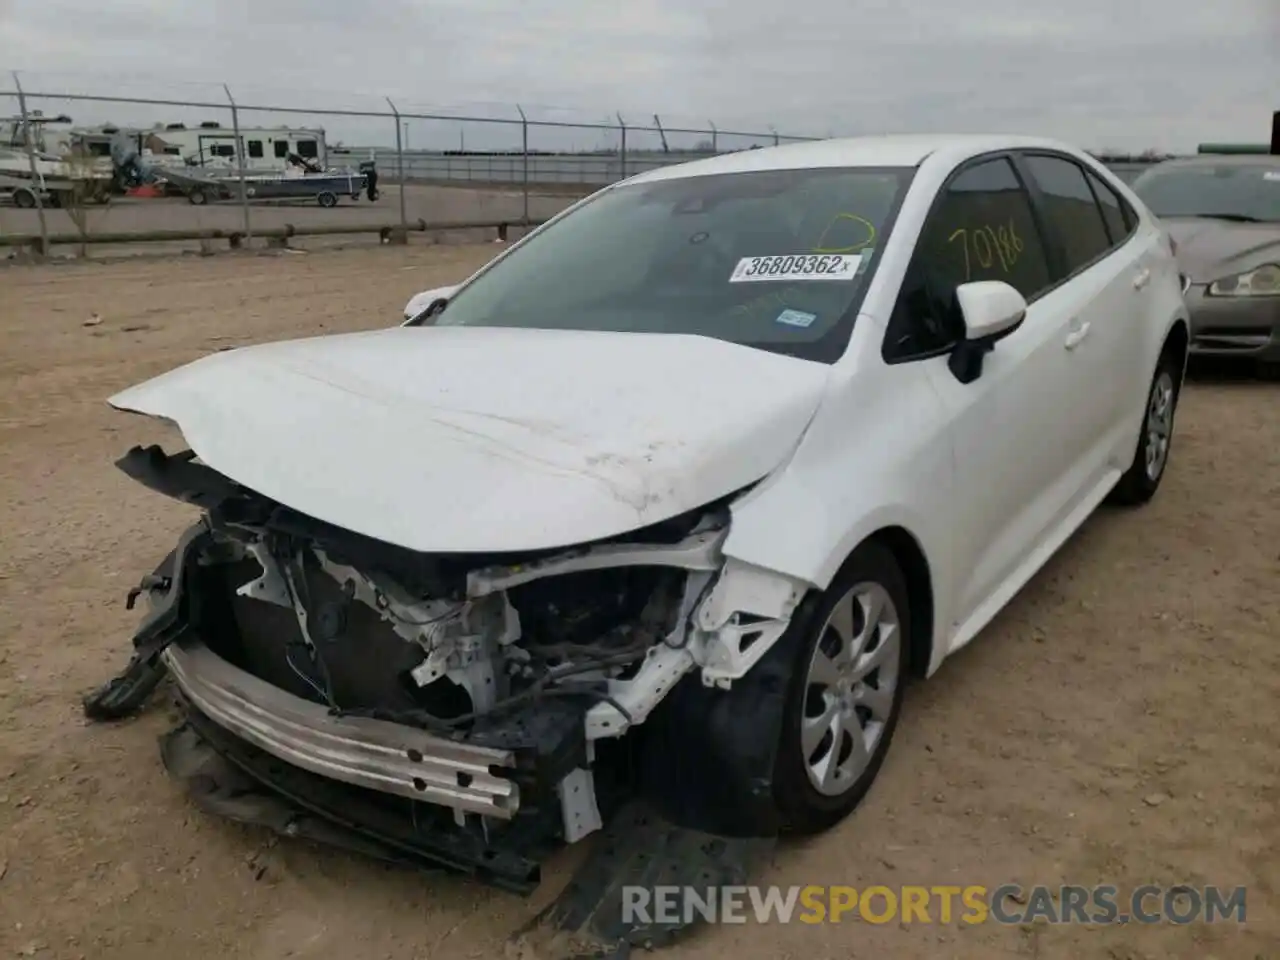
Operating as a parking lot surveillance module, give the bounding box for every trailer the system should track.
[139,121,330,173]
[0,173,48,208]
[0,151,110,207]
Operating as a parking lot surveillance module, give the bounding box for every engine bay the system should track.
[197,532,698,734]
[115,443,742,740]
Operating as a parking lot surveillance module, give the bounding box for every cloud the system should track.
[0,0,1275,151]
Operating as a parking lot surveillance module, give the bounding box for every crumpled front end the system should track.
[88,443,810,901]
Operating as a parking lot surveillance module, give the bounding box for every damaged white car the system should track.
[90,135,1188,933]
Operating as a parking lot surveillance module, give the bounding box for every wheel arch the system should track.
[864,525,936,680]
[722,491,947,680]
[638,523,939,837]
[1162,316,1189,373]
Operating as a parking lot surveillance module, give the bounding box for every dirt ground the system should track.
[0,247,1276,960]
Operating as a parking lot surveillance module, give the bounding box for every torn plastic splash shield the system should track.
[165,712,776,955]
[528,802,777,956]
[82,520,211,721]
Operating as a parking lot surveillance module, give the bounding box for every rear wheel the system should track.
[188,189,208,206]
[12,187,36,209]
[1110,350,1182,506]
[317,191,338,208]
[770,541,909,834]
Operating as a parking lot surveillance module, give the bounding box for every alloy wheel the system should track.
[800,581,903,797]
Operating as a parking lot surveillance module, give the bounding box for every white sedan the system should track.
[92,134,1188,891]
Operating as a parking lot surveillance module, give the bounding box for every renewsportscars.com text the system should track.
[621,884,1247,926]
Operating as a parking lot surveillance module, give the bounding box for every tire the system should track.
[769,540,910,834]
[189,189,208,206]
[13,188,36,209]
[1109,349,1182,506]
[317,191,338,208]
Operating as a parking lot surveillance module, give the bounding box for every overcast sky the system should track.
[1,0,1277,152]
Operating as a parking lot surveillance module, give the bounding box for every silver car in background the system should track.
[1130,156,1280,373]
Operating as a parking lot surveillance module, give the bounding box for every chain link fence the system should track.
[0,72,820,256]
[0,71,1170,257]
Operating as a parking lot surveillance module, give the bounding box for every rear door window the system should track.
[1020,154,1113,276]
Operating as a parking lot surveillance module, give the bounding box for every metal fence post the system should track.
[222,84,252,245]
[516,104,529,224]
[653,114,668,153]
[709,121,718,154]
[385,97,408,229]
[770,126,779,147]
[11,71,48,256]
[617,113,627,182]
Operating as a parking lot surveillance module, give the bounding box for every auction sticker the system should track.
[730,253,862,283]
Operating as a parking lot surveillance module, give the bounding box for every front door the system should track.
[883,154,1086,645]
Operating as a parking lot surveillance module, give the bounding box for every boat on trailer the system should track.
[113,136,369,207]
[169,166,368,207]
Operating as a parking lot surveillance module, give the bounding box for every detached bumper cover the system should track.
[164,639,520,817]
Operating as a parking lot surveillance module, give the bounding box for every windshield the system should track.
[424,166,916,363]
[1132,163,1280,222]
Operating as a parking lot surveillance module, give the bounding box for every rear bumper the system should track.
[1185,285,1280,361]
[164,638,520,817]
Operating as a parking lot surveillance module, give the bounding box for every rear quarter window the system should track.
[1084,168,1136,244]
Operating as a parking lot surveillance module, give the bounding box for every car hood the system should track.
[108,326,831,553]
[1162,217,1280,283]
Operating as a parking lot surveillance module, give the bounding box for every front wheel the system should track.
[1109,351,1182,506]
[317,191,338,208]
[770,541,910,834]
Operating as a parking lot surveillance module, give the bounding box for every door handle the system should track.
[1064,321,1091,350]
[1133,267,1151,290]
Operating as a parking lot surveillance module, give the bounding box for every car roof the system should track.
[622,133,1092,184]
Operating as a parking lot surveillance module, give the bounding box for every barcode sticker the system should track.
[729,254,861,283]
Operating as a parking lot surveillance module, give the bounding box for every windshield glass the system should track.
[1132,163,1280,222]
[425,166,916,363]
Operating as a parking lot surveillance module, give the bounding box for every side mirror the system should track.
[401,284,460,326]
[947,280,1027,384]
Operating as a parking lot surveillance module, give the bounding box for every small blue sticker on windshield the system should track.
[776,309,817,329]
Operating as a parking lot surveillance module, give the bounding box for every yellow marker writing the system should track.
[812,212,877,254]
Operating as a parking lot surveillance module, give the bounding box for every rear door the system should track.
[1084,164,1174,449]
[1014,152,1151,479]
